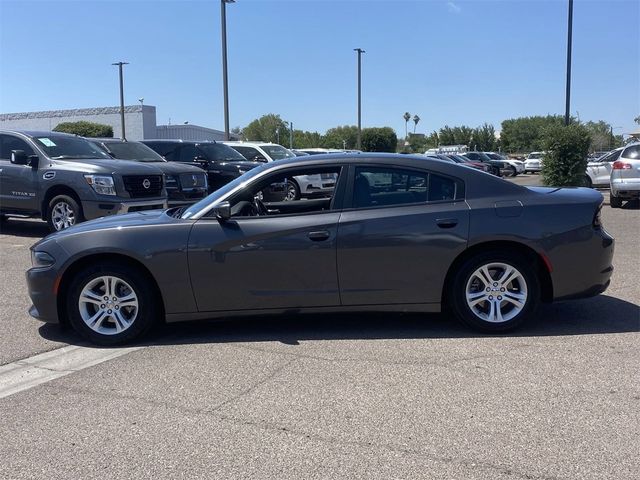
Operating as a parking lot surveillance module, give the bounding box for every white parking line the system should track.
[0,345,143,399]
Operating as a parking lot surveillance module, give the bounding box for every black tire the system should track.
[449,251,540,333]
[66,262,159,345]
[506,165,517,177]
[47,194,84,232]
[284,178,300,201]
[582,175,593,188]
[610,194,623,208]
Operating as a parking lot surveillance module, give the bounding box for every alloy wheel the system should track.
[51,201,76,230]
[78,276,139,335]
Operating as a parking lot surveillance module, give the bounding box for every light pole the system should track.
[221,0,235,141]
[413,114,420,134]
[112,61,129,140]
[354,48,365,150]
[564,0,573,126]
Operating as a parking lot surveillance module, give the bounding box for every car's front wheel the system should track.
[66,263,158,345]
[449,252,540,332]
[610,194,623,208]
[284,178,300,201]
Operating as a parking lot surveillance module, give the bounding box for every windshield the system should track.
[198,143,246,161]
[35,135,112,160]
[261,145,296,160]
[486,153,504,160]
[181,163,270,219]
[528,153,542,159]
[99,141,165,162]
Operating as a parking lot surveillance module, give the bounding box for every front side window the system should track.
[0,135,36,160]
[197,143,247,162]
[352,166,458,209]
[232,146,260,160]
[260,145,295,160]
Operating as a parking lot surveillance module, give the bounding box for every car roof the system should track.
[141,139,217,144]
[222,141,282,147]
[0,130,78,139]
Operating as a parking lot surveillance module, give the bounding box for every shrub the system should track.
[53,121,114,138]
[541,123,591,187]
[361,127,397,152]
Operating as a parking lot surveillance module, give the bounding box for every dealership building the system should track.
[0,105,239,141]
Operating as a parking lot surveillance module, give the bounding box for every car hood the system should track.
[144,162,205,175]
[49,158,165,175]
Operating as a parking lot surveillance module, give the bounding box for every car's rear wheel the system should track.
[610,194,623,208]
[449,252,540,332]
[47,195,84,232]
[66,263,158,345]
[284,178,300,201]
[505,165,517,177]
[581,175,593,188]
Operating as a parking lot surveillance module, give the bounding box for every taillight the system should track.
[593,204,603,229]
[612,161,632,170]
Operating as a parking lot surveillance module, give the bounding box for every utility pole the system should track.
[112,61,129,140]
[354,48,365,150]
[564,0,573,126]
[289,122,293,149]
[221,0,235,140]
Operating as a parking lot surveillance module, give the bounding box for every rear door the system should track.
[594,149,622,185]
[337,164,470,306]
[0,134,41,213]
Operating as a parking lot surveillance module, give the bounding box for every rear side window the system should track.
[144,142,178,160]
[352,167,460,209]
[622,145,640,160]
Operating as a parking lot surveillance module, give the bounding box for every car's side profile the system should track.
[609,142,640,208]
[26,154,614,345]
[584,147,623,188]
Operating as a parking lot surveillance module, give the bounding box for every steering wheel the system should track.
[252,197,268,216]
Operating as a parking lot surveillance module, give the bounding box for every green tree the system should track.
[452,125,474,146]
[541,123,591,187]
[243,114,289,144]
[471,123,497,151]
[407,134,428,153]
[425,131,439,148]
[323,125,359,149]
[438,125,456,145]
[583,120,621,152]
[361,127,397,152]
[500,115,565,153]
[292,130,323,148]
[53,121,113,138]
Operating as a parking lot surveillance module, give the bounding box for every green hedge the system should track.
[53,121,114,138]
[541,123,591,187]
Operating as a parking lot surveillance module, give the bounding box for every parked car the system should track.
[27,153,614,345]
[461,151,504,176]
[89,138,208,206]
[224,141,336,200]
[524,152,545,173]
[291,149,310,156]
[583,147,623,188]
[442,154,491,172]
[141,139,260,192]
[0,130,167,232]
[609,142,640,208]
[485,152,524,176]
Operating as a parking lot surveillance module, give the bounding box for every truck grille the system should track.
[122,175,163,198]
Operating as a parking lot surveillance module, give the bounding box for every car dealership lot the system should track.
[1,178,638,479]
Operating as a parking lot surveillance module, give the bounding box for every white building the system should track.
[0,105,239,141]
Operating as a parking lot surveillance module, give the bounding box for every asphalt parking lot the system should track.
[1,175,638,479]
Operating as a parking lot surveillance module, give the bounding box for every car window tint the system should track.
[0,135,36,160]
[353,167,428,208]
[177,145,200,162]
[428,174,456,202]
[622,145,640,159]
[232,146,260,160]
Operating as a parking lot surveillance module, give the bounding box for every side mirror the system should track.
[11,150,29,165]
[213,201,231,221]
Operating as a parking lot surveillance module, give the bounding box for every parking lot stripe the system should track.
[0,345,142,399]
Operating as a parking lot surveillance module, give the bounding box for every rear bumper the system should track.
[610,179,640,198]
[549,226,615,301]
[82,198,168,220]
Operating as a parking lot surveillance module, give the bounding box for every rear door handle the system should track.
[307,230,330,241]
[436,218,458,229]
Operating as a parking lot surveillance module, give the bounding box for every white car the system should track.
[584,147,623,188]
[524,152,545,173]
[610,142,640,208]
[222,141,336,200]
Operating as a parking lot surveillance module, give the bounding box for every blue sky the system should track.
[0,0,638,137]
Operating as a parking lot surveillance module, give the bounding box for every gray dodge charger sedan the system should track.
[26,154,614,345]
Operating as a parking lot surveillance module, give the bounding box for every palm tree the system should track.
[413,114,420,134]
[403,112,411,138]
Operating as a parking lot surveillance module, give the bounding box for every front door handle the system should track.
[307,230,330,241]
[436,218,458,229]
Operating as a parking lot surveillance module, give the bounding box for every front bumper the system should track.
[82,198,168,220]
[26,266,60,324]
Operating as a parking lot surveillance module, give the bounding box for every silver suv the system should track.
[222,141,337,200]
[610,142,640,208]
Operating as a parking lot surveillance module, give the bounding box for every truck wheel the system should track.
[47,195,84,232]
[66,262,158,345]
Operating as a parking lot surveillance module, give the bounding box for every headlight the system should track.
[84,174,116,195]
[165,175,179,188]
[31,250,55,268]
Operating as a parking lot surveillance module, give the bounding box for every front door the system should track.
[0,134,40,213]
[337,165,470,306]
